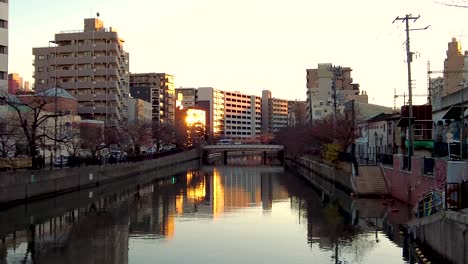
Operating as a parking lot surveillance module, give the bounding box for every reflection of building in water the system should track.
[261,173,273,211]
[30,204,130,264]
[128,168,288,241]
[181,167,288,217]
[130,183,176,240]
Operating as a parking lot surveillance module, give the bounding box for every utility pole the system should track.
[393,14,429,170]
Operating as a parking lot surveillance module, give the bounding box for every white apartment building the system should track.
[224,91,261,139]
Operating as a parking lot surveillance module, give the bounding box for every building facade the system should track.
[443,38,468,96]
[32,18,130,127]
[261,90,288,133]
[130,73,175,125]
[128,97,152,124]
[224,90,261,140]
[175,87,197,109]
[8,73,23,95]
[306,63,367,123]
[0,0,7,113]
[287,100,307,127]
[197,87,225,138]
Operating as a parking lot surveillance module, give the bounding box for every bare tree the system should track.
[121,121,152,154]
[80,124,122,156]
[60,124,82,158]
[0,113,24,158]
[1,93,64,169]
[152,122,175,152]
[309,114,358,151]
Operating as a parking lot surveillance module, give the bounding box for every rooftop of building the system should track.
[35,87,76,100]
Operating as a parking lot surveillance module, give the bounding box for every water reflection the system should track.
[1,158,413,264]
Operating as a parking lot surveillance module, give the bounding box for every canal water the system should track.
[1,157,416,264]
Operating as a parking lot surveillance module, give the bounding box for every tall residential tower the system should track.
[33,18,130,126]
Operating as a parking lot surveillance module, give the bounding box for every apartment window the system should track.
[38,55,45,60]
[0,71,6,80]
[38,79,45,84]
[0,45,7,54]
[0,19,7,29]
[37,67,45,72]
[0,0,8,3]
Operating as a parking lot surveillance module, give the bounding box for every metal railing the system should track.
[415,183,445,218]
[356,153,394,166]
[377,153,393,166]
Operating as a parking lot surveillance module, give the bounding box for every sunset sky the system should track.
[8,0,468,107]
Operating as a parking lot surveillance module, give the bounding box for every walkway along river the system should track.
[0,156,426,263]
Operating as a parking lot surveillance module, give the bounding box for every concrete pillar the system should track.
[224,151,228,165]
[263,151,267,165]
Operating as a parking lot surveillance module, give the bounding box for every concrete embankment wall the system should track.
[411,211,468,264]
[285,157,355,216]
[287,157,355,194]
[0,159,200,239]
[0,148,201,205]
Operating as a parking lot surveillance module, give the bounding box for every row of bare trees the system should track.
[274,114,357,160]
[0,91,179,169]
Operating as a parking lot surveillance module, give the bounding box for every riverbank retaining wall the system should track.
[410,210,468,264]
[288,157,355,194]
[0,148,201,205]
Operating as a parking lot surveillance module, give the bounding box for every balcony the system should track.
[76,94,118,102]
[56,45,76,53]
[55,57,78,65]
[94,68,118,76]
[77,69,94,77]
[94,56,119,64]
[78,106,119,115]
[56,70,76,77]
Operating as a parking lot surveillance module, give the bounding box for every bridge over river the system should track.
[202,144,285,164]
